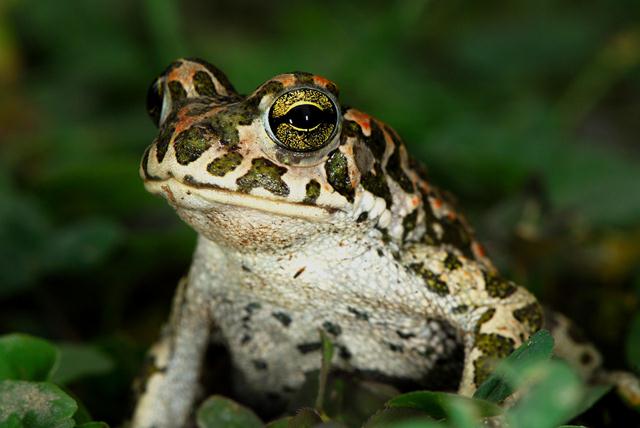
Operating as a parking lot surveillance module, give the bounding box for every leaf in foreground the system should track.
[0,380,77,428]
[386,390,501,420]
[196,395,262,428]
[505,360,583,428]
[0,334,59,382]
[473,329,554,403]
[51,343,113,385]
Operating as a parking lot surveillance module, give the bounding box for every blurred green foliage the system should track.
[1,0,639,426]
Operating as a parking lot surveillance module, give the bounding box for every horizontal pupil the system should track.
[285,105,330,129]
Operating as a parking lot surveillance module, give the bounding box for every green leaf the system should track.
[287,408,323,428]
[563,384,611,421]
[474,329,554,403]
[386,391,501,419]
[0,334,59,382]
[0,380,77,428]
[316,330,334,412]
[505,360,583,428]
[196,395,262,428]
[51,343,113,385]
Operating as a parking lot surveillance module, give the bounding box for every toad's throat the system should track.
[143,177,337,221]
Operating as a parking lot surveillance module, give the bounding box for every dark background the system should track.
[1,0,639,424]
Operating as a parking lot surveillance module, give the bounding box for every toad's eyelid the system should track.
[282,100,325,116]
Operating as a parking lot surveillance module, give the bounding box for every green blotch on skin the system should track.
[385,133,414,193]
[236,158,289,196]
[174,126,213,165]
[513,303,544,334]
[193,70,217,97]
[473,333,516,385]
[303,179,321,204]
[207,152,243,176]
[325,149,354,202]
[155,122,176,162]
[475,308,496,333]
[483,271,517,299]
[361,162,392,208]
[409,263,449,296]
[420,191,439,245]
[168,80,187,103]
[444,252,463,270]
[402,209,418,241]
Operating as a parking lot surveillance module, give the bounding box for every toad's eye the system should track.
[267,88,339,152]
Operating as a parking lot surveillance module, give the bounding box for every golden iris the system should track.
[268,88,338,152]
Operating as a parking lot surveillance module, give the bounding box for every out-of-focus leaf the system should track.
[0,334,58,382]
[363,407,431,428]
[474,330,554,403]
[563,384,611,422]
[505,360,583,428]
[386,391,501,419]
[42,219,123,273]
[626,312,640,374]
[51,343,113,385]
[0,380,77,428]
[196,395,262,428]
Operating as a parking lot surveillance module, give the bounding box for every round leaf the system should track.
[196,395,262,428]
[0,380,77,428]
[0,334,59,382]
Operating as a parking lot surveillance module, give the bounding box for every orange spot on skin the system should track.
[432,198,443,209]
[472,241,486,258]
[345,109,372,135]
[161,185,176,204]
[447,211,457,221]
[313,75,334,88]
[275,74,297,87]
[411,196,420,208]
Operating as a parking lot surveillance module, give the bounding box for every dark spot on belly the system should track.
[580,351,594,365]
[347,306,369,321]
[272,312,292,327]
[387,343,404,353]
[356,212,368,223]
[338,345,352,360]
[322,321,342,336]
[297,342,322,354]
[396,330,416,340]
[240,334,252,345]
[252,359,268,370]
[325,149,354,202]
[293,267,306,278]
[237,158,289,196]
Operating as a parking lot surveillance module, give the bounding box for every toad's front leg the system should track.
[131,276,213,428]
[456,287,543,396]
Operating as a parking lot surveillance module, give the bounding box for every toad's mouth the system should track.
[144,177,337,221]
